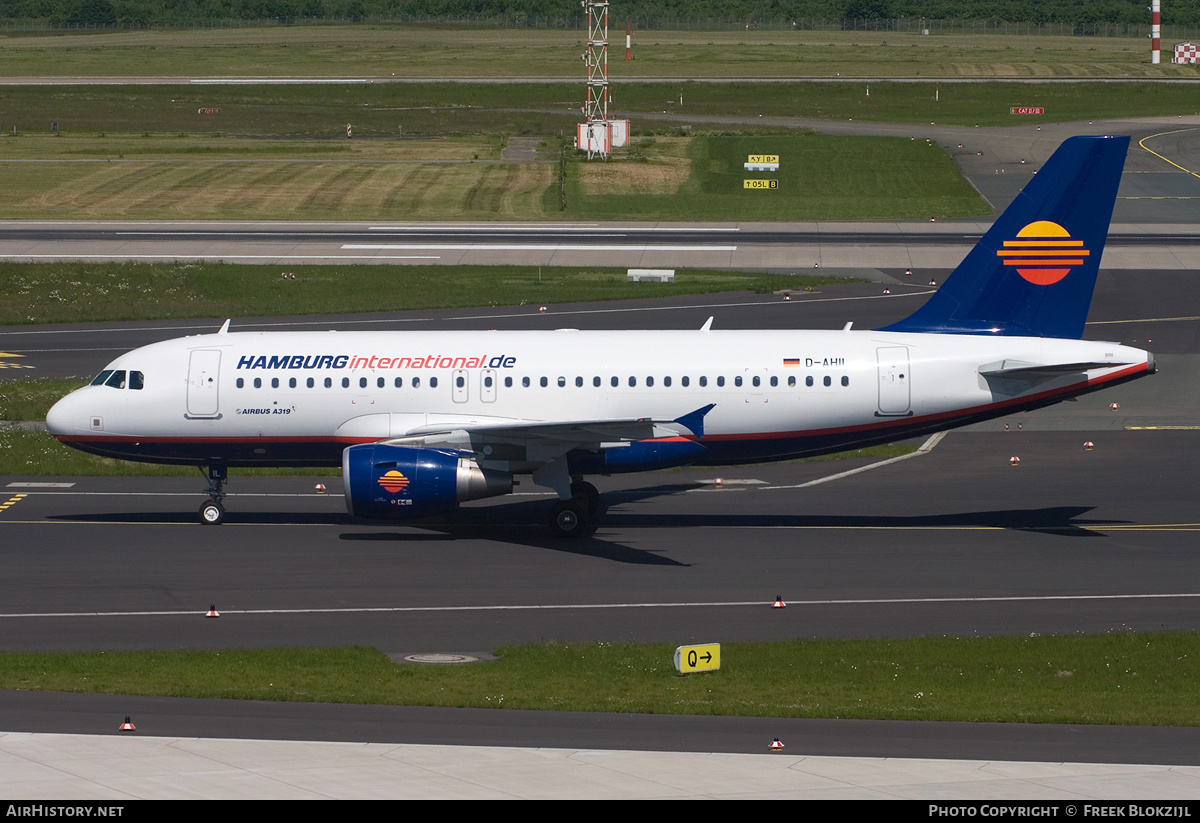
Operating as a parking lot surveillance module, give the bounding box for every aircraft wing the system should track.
[375,407,714,493]
[334,404,714,469]
[395,402,714,445]
[336,403,713,445]
[401,417,659,444]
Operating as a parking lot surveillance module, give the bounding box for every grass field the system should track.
[0,263,841,324]
[2,633,1198,724]
[0,29,1196,225]
[0,75,1194,223]
[0,132,987,220]
[0,134,552,221]
[565,133,982,220]
[0,378,86,419]
[0,26,1195,79]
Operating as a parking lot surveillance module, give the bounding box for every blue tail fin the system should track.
[880,135,1129,339]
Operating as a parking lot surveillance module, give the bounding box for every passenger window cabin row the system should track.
[232,374,853,390]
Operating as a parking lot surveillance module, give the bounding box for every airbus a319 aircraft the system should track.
[47,136,1154,536]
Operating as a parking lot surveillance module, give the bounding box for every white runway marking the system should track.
[366,225,740,233]
[768,431,946,489]
[3,591,1199,620]
[342,243,738,251]
[2,254,441,261]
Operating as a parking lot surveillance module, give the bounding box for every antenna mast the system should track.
[581,0,610,159]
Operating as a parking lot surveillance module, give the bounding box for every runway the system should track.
[4,428,1200,651]
[0,220,1198,272]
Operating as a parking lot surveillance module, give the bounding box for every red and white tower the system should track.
[1152,0,1161,64]
[575,2,629,159]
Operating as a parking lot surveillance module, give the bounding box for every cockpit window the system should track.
[104,370,127,390]
[129,371,144,390]
[90,370,114,387]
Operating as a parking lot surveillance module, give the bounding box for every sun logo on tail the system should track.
[377,470,410,493]
[996,220,1089,286]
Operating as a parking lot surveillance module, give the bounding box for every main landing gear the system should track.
[199,464,227,525]
[547,480,601,538]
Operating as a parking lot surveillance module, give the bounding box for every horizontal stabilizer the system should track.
[979,360,1136,379]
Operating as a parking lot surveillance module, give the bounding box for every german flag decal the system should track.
[996,220,1089,286]
[377,470,410,494]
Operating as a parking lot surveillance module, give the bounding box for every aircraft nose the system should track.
[45,392,79,436]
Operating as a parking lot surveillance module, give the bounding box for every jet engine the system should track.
[343,443,512,519]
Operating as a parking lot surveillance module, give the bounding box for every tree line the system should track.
[0,0,1193,31]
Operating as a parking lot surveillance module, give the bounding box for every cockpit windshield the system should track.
[89,369,144,390]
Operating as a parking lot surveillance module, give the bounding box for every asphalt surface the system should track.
[3,273,1199,772]
[3,428,1200,651]
[3,111,1200,796]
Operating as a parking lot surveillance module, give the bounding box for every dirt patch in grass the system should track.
[578,137,692,196]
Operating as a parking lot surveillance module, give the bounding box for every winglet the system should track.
[673,404,716,438]
[700,316,714,332]
[879,135,1129,339]
[217,319,231,335]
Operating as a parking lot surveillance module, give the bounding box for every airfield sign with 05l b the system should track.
[675,643,721,673]
[743,179,778,189]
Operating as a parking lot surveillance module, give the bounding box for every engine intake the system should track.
[343,443,512,519]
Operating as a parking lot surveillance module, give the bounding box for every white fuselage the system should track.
[47,327,1153,471]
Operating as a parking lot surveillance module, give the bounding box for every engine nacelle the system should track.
[343,443,512,520]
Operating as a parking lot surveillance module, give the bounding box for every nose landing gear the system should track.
[199,464,227,525]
